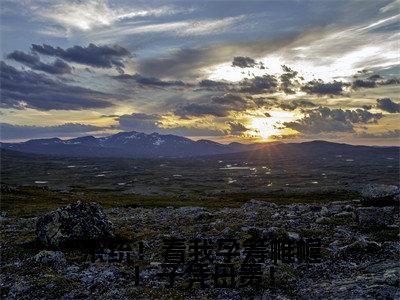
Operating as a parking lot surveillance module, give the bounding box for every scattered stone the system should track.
[338,237,382,256]
[316,216,329,224]
[361,184,400,206]
[355,206,395,228]
[36,202,113,247]
[334,211,353,218]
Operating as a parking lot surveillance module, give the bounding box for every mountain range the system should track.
[1,131,398,158]
[0,131,263,158]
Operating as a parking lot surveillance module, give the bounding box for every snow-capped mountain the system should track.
[0,131,262,158]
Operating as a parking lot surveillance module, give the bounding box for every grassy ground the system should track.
[0,185,360,218]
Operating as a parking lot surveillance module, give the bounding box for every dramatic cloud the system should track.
[351,74,400,89]
[31,43,131,71]
[285,107,383,134]
[0,122,104,140]
[211,93,246,107]
[113,73,188,88]
[198,79,235,91]
[7,50,72,74]
[301,80,347,95]
[240,75,278,94]
[354,129,400,139]
[136,38,297,80]
[232,56,256,68]
[279,65,299,94]
[36,1,177,31]
[228,121,250,135]
[278,100,316,111]
[0,61,113,110]
[352,79,377,89]
[376,98,400,113]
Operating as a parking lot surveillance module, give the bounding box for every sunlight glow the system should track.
[249,109,300,140]
[251,118,279,139]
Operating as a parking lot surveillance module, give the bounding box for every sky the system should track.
[0,0,399,145]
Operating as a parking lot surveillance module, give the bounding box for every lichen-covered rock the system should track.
[361,184,400,206]
[36,202,113,246]
[354,206,395,228]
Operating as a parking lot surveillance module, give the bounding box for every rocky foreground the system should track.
[1,184,399,299]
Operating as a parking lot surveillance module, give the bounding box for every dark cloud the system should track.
[0,61,113,110]
[232,56,256,68]
[352,79,377,89]
[198,79,234,91]
[175,103,228,118]
[381,78,400,85]
[228,121,250,135]
[175,93,250,118]
[253,98,276,108]
[301,79,347,95]
[116,113,162,133]
[367,74,382,81]
[354,129,400,139]
[285,107,383,134]
[114,113,224,136]
[376,98,400,113]
[7,50,71,75]
[240,75,278,94]
[279,100,316,111]
[137,48,211,80]
[0,122,104,140]
[279,65,298,94]
[211,93,246,106]
[31,43,131,71]
[112,73,188,88]
[351,73,399,89]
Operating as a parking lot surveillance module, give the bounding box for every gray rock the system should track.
[355,206,395,228]
[241,225,263,238]
[334,211,353,218]
[263,226,288,240]
[327,205,343,216]
[338,237,381,256]
[287,231,301,241]
[34,250,66,267]
[383,269,400,286]
[361,184,400,206]
[36,201,113,247]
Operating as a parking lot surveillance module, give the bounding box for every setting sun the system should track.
[250,118,279,139]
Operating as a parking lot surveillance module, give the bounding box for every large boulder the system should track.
[36,202,113,247]
[361,184,400,207]
[354,206,395,228]
[34,250,66,267]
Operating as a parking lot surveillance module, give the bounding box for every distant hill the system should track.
[1,132,398,158]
